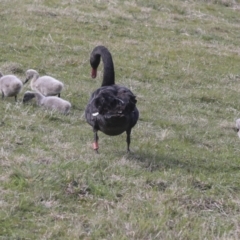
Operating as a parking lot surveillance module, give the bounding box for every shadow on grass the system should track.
[125,151,185,172]
[123,150,240,175]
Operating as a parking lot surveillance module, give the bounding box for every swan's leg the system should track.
[1,91,4,100]
[126,129,131,152]
[58,93,61,98]
[14,95,17,102]
[93,130,99,153]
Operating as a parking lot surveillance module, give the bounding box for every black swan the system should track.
[85,46,139,152]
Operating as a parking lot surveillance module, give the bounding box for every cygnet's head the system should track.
[24,69,39,84]
[22,91,35,103]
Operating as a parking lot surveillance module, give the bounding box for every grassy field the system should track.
[1,0,240,239]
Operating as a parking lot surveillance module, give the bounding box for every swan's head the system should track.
[90,52,101,78]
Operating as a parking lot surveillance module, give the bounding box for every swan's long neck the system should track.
[32,73,39,82]
[30,72,39,89]
[101,50,115,87]
[34,92,45,105]
[90,46,115,87]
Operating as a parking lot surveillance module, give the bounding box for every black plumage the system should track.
[85,46,139,152]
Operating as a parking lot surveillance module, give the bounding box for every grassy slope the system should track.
[1,0,240,239]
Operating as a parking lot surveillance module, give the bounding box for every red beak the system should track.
[91,69,97,78]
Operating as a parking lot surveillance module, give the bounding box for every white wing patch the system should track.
[92,112,99,116]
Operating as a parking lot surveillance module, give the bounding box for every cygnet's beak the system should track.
[23,78,29,84]
[237,130,240,139]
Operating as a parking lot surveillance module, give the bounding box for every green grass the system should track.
[1,0,240,239]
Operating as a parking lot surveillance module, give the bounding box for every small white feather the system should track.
[92,112,99,116]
